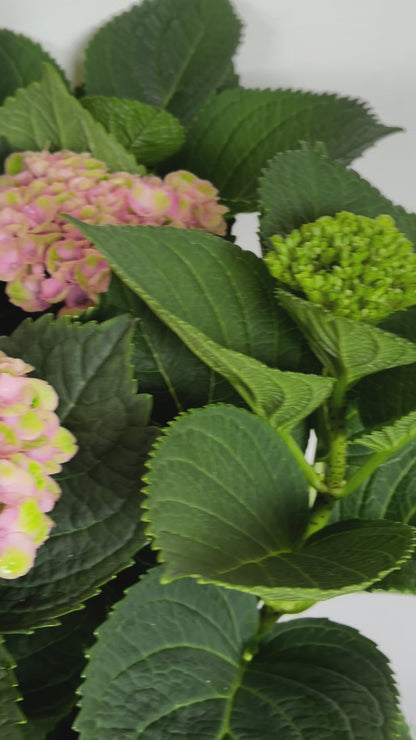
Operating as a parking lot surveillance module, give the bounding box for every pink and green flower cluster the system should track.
[0,351,77,579]
[0,150,228,314]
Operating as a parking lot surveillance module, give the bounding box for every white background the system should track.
[2,0,416,734]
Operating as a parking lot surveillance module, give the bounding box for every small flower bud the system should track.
[265,212,416,323]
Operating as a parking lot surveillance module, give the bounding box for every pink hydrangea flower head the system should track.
[0,150,228,314]
[0,351,78,578]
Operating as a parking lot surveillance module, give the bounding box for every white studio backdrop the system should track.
[2,0,416,733]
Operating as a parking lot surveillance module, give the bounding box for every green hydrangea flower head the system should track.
[265,211,416,323]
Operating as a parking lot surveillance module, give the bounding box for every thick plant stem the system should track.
[302,379,349,542]
[258,604,283,637]
[302,493,335,540]
[324,379,348,494]
[341,448,393,497]
[243,604,283,661]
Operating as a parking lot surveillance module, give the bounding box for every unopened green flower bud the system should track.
[265,212,416,323]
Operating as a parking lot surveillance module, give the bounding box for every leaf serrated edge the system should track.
[0,28,70,90]
[0,312,153,632]
[356,410,416,454]
[0,637,27,733]
[257,149,416,245]
[83,3,142,95]
[72,572,404,739]
[72,565,164,733]
[0,65,144,175]
[156,519,416,604]
[189,84,403,126]
[140,403,251,569]
[2,311,140,391]
[84,0,243,121]
[141,406,416,602]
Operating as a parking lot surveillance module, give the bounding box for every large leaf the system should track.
[144,405,414,602]
[278,291,416,384]
[96,280,308,449]
[84,0,242,124]
[258,150,416,250]
[91,261,333,429]
[137,311,334,429]
[4,548,160,740]
[0,30,68,105]
[3,606,101,739]
[81,96,185,165]
[95,275,242,419]
[334,439,416,594]
[0,314,155,630]
[76,570,401,739]
[340,440,416,526]
[69,221,316,375]
[0,641,25,740]
[180,88,400,208]
[0,65,142,174]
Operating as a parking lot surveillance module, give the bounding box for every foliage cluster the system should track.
[0,1,415,738]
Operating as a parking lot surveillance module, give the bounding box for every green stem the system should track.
[243,604,283,661]
[324,379,348,494]
[258,604,283,637]
[341,448,393,497]
[277,428,328,493]
[302,493,335,540]
[302,378,349,542]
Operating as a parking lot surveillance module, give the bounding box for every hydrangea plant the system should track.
[0,1,415,739]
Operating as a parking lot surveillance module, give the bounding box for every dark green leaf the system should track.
[217,63,240,92]
[81,96,185,165]
[123,302,334,430]
[0,30,68,105]
[0,640,25,740]
[335,439,416,594]
[394,715,412,740]
[91,261,332,429]
[0,65,142,174]
[95,274,241,419]
[144,405,414,602]
[258,150,416,251]
[76,570,401,739]
[0,314,154,630]
[84,0,242,124]
[278,291,416,384]
[356,307,416,429]
[68,222,316,378]
[379,306,416,343]
[243,618,401,740]
[356,362,416,430]
[181,88,400,208]
[3,604,103,738]
[357,410,416,455]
